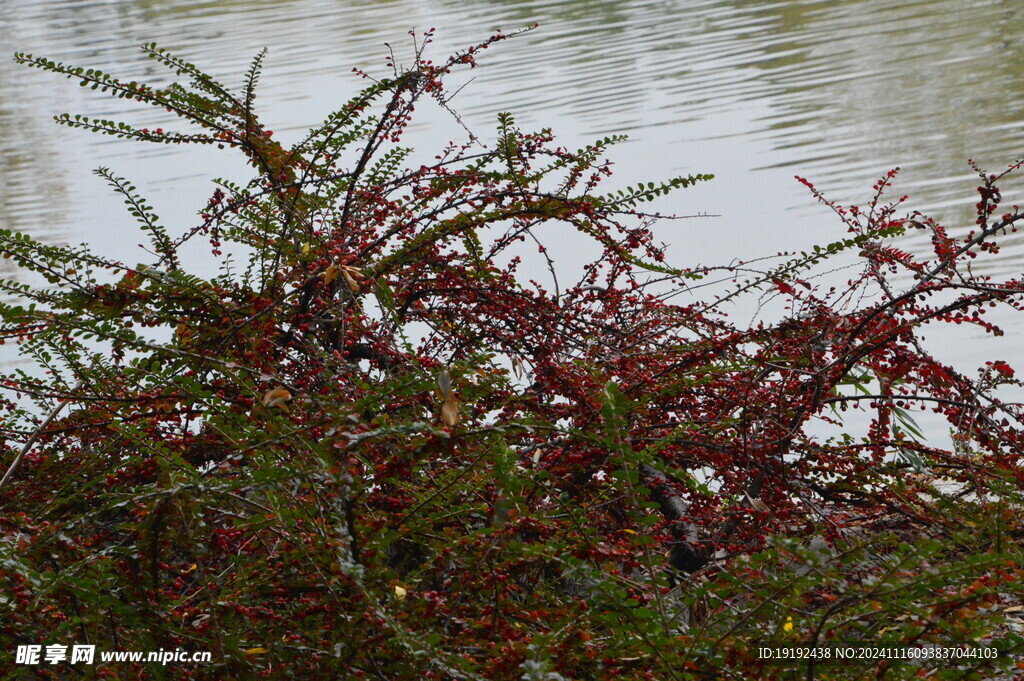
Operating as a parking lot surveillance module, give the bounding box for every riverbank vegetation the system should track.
[2,29,1024,680]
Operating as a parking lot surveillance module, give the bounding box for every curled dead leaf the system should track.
[745,492,769,513]
[434,368,459,426]
[436,369,452,397]
[325,264,364,291]
[341,268,360,293]
[511,357,524,381]
[261,387,292,408]
[440,391,460,427]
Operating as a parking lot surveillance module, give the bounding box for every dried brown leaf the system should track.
[261,387,292,408]
[440,391,460,427]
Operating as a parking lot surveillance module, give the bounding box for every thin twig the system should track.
[0,380,83,492]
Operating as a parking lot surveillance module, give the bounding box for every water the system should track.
[1,0,1022,386]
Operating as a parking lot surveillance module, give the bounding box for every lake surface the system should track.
[1,0,1022,407]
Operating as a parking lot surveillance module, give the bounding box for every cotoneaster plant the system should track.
[1,27,1023,680]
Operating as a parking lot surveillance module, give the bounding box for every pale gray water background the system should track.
[1,0,1023,435]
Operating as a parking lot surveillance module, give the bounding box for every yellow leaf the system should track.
[394,585,407,600]
[261,387,292,408]
[324,265,341,285]
[245,648,267,655]
[783,616,793,632]
[341,268,360,292]
[441,391,460,427]
[186,564,197,573]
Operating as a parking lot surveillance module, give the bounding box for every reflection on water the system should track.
[1,0,1023,343]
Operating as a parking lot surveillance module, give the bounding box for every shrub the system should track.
[2,28,1023,680]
